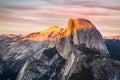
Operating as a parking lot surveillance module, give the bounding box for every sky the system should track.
[0,0,120,36]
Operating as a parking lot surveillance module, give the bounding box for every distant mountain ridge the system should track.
[104,35,120,40]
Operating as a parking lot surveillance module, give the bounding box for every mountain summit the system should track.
[57,18,109,58]
[67,19,95,31]
[21,18,109,58]
[58,19,95,38]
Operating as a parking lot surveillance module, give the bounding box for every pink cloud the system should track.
[0,1,120,36]
[0,15,39,24]
[2,5,40,10]
[64,1,120,11]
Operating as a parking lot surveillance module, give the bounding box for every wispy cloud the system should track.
[63,0,120,11]
[0,0,120,36]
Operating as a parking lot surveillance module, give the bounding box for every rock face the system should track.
[56,19,109,59]
[0,18,120,80]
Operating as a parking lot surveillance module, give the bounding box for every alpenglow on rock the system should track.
[56,18,109,58]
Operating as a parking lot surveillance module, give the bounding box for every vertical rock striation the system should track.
[56,18,109,59]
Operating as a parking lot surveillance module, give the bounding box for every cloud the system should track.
[0,5,113,25]
[0,4,119,29]
[0,15,39,24]
[63,1,120,11]
[0,0,120,36]
[2,6,40,10]
[1,0,120,11]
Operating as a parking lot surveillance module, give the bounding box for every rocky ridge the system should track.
[0,18,120,80]
[104,35,120,40]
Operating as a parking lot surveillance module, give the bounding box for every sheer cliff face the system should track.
[56,19,109,59]
[21,18,109,58]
